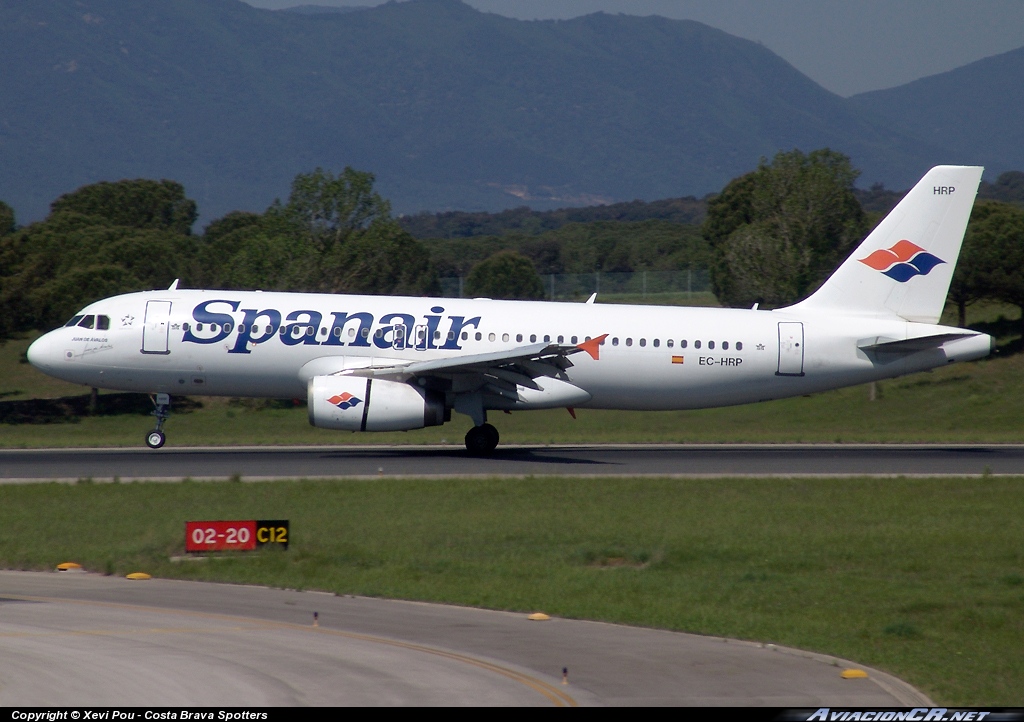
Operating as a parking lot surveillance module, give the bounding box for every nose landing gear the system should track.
[465,423,499,455]
[145,393,171,449]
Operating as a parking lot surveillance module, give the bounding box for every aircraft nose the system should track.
[27,331,61,371]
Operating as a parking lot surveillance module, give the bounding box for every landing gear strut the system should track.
[146,393,170,449]
[465,423,499,455]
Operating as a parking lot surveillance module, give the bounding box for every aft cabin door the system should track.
[777,322,804,376]
[142,300,172,355]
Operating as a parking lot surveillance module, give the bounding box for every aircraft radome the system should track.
[28,166,992,454]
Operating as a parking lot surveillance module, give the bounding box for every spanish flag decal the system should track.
[671,356,684,364]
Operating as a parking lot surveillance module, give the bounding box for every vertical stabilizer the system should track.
[785,165,983,323]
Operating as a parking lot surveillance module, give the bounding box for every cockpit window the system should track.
[64,315,84,327]
[96,315,110,330]
[78,315,95,329]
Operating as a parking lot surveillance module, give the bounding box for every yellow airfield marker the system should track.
[126,572,152,580]
[841,669,869,679]
[56,562,82,571]
[527,612,551,621]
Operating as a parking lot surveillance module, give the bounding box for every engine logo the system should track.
[327,392,362,410]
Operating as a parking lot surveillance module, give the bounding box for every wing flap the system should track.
[343,342,586,380]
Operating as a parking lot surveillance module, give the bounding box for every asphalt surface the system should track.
[0,571,930,707]
[0,444,1023,481]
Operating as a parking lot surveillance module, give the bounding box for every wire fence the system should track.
[438,269,712,301]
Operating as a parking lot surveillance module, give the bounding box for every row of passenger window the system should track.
[181,322,744,351]
[612,338,743,351]
[64,314,110,330]
[461,331,742,351]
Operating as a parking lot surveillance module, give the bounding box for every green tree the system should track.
[0,212,199,334]
[50,179,198,235]
[201,168,437,296]
[979,171,1024,206]
[703,149,867,308]
[465,251,545,300]
[951,201,1024,332]
[322,221,438,296]
[0,201,14,236]
[276,167,392,252]
[202,211,263,244]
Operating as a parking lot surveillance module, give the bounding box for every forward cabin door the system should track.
[777,322,804,376]
[142,300,172,355]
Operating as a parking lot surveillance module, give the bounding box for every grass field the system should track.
[1,476,1021,705]
[2,300,1024,446]
[3,301,1023,704]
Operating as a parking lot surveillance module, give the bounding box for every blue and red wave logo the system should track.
[858,240,945,282]
[327,392,362,410]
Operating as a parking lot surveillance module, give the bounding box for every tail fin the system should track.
[786,165,983,323]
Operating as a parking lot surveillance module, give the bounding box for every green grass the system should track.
[2,476,1022,705]
[2,300,1023,447]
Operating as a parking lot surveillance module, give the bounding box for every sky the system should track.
[244,0,1024,96]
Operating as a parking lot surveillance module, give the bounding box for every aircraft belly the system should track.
[572,351,780,410]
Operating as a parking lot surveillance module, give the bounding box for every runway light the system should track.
[56,562,82,571]
[527,612,550,621]
[841,669,869,679]
[126,572,152,580]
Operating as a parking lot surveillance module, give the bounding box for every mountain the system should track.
[0,0,947,224]
[282,5,370,15]
[851,46,1024,177]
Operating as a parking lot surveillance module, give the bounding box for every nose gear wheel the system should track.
[146,393,171,449]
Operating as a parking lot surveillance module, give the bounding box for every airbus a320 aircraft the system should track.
[28,166,992,454]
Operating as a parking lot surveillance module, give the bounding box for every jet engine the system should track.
[308,376,447,432]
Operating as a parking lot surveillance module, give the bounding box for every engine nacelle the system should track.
[308,376,446,432]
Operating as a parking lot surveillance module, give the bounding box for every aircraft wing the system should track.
[344,335,606,387]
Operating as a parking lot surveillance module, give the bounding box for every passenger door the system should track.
[776,322,804,376]
[142,301,172,355]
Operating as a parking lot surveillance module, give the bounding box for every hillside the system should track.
[0,0,945,224]
[851,46,1024,177]
[399,195,708,238]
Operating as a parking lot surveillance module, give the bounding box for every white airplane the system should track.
[28,166,992,454]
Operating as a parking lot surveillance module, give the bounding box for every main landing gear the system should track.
[145,393,171,449]
[465,423,499,455]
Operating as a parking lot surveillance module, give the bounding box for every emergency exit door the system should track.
[142,300,172,354]
[777,322,804,376]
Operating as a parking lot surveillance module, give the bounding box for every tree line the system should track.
[701,150,1024,329]
[0,169,435,339]
[1,154,1023,341]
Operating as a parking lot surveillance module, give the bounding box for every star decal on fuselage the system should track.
[121,315,135,327]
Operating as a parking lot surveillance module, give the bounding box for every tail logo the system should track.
[327,392,362,410]
[859,240,945,283]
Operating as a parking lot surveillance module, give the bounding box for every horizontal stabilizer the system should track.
[858,332,977,354]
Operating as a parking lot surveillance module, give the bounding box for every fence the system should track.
[438,269,712,302]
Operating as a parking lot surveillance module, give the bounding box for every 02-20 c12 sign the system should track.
[185,519,289,552]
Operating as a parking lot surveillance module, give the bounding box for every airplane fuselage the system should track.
[29,289,992,411]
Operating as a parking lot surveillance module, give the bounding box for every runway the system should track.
[0,571,929,706]
[0,444,1023,481]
